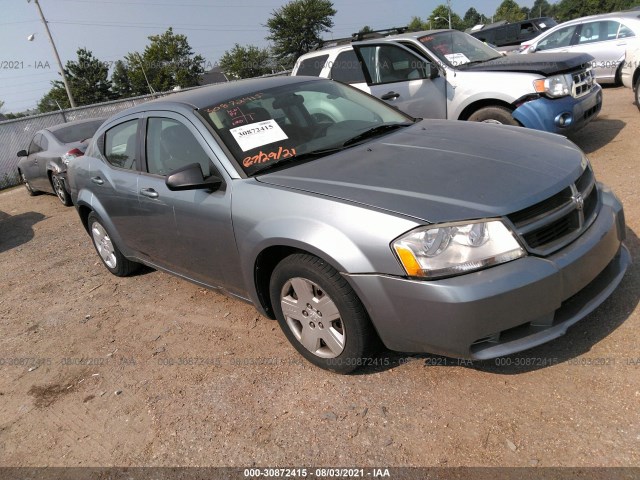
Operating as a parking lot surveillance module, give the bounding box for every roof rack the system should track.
[315,26,409,49]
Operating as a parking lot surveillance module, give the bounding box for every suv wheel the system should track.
[88,212,140,277]
[468,106,519,126]
[269,253,380,374]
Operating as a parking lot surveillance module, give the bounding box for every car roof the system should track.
[45,117,105,133]
[560,10,640,24]
[110,76,322,120]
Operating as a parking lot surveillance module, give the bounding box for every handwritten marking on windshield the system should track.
[243,146,296,168]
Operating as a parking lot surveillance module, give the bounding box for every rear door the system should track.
[352,41,447,119]
[570,20,628,81]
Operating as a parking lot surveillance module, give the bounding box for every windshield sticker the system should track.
[243,146,296,168]
[205,93,264,113]
[228,107,254,127]
[444,53,470,66]
[230,119,288,152]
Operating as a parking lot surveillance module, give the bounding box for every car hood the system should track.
[460,52,594,75]
[256,120,585,224]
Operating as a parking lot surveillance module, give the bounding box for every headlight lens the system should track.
[393,220,525,279]
[533,74,571,98]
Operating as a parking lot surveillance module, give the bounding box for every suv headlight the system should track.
[533,74,571,98]
[392,220,525,279]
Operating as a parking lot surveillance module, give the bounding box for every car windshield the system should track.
[50,119,104,144]
[198,80,413,176]
[419,31,502,67]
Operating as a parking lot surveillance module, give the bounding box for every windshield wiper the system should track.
[252,147,344,175]
[342,122,413,147]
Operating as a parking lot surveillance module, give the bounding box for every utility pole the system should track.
[446,0,452,29]
[28,0,76,108]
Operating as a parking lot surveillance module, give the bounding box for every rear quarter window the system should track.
[295,55,329,77]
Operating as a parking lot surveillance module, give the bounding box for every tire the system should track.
[269,253,380,374]
[468,106,519,126]
[635,76,640,112]
[19,170,37,196]
[87,212,140,277]
[51,173,72,206]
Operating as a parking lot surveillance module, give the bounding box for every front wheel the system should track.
[87,212,140,277]
[51,173,72,206]
[468,106,519,126]
[269,254,380,374]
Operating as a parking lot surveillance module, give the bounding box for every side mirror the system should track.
[17,150,28,157]
[166,162,222,192]
[429,63,440,79]
[528,46,536,53]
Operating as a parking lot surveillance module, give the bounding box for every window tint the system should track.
[28,134,41,155]
[358,45,430,84]
[296,55,328,77]
[330,50,366,84]
[50,119,103,144]
[578,21,619,44]
[618,23,635,39]
[104,120,138,170]
[146,118,212,177]
[537,25,579,51]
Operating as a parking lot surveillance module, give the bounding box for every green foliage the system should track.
[38,48,113,112]
[553,0,639,21]
[266,0,336,68]
[359,25,374,33]
[494,0,526,22]
[219,44,273,79]
[463,7,486,28]
[407,16,429,31]
[531,0,555,17]
[428,4,465,30]
[113,28,205,98]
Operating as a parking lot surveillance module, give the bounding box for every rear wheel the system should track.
[51,173,72,206]
[88,212,140,277]
[19,171,36,196]
[269,253,380,374]
[468,106,519,126]
[635,75,640,112]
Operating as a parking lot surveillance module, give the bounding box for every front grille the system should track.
[572,67,596,98]
[507,166,600,256]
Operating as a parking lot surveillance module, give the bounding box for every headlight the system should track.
[392,220,525,279]
[533,74,571,98]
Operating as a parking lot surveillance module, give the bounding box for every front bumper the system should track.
[346,188,630,359]
[512,84,602,135]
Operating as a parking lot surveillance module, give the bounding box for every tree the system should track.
[493,0,526,22]
[111,60,134,99]
[408,16,429,31]
[0,100,4,111]
[219,44,273,79]
[359,26,373,34]
[428,4,464,30]
[520,6,531,18]
[531,0,554,17]
[38,48,112,112]
[553,0,637,22]
[266,0,336,68]
[113,28,205,98]
[463,7,485,28]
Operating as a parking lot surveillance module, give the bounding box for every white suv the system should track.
[292,29,602,134]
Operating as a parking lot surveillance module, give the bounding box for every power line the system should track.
[49,20,267,31]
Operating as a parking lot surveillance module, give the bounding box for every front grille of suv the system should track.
[507,166,599,256]
[572,67,596,98]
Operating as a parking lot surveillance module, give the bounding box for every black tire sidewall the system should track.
[635,76,640,111]
[468,106,519,126]
[87,212,135,277]
[269,254,375,374]
[52,174,72,206]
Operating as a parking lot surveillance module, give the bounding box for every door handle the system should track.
[91,176,104,185]
[140,188,159,199]
[381,91,400,100]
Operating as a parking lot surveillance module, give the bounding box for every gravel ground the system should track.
[0,86,638,470]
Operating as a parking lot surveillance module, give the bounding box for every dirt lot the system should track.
[0,86,639,470]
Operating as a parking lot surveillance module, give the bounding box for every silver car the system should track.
[17,118,105,206]
[68,76,630,373]
[519,10,640,84]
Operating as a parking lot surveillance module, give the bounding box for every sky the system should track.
[0,0,509,113]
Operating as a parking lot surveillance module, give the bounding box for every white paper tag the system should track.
[230,119,288,152]
[444,53,470,66]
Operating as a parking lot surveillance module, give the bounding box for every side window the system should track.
[617,23,635,39]
[295,55,329,77]
[537,25,579,51]
[28,134,41,155]
[104,119,138,170]
[330,50,366,84]
[39,135,49,151]
[358,45,430,85]
[146,118,212,177]
[578,21,618,44]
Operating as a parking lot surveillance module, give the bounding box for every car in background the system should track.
[17,118,105,206]
[293,29,601,134]
[518,11,640,84]
[468,17,557,47]
[67,76,629,373]
[621,39,640,110]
